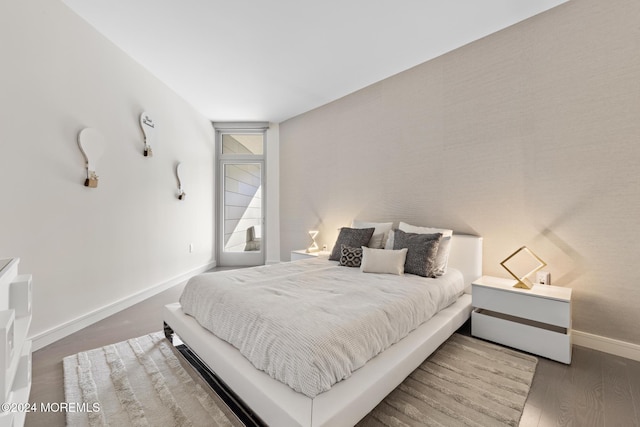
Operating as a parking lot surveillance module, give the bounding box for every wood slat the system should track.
[517,356,549,427]
[534,355,571,427]
[561,346,604,427]
[626,357,640,425]
[602,353,638,427]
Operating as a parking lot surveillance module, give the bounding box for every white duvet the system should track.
[179,257,464,397]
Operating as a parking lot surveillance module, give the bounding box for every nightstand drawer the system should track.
[473,284,571,328]
[472,309,572,363]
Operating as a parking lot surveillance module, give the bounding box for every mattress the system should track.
[180,257,465,397]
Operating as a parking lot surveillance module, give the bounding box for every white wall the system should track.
[0,0,215,347]
[266,124,281,264]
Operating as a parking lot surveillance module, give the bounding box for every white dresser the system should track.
[471,275,572,364]
[0,259,33,427]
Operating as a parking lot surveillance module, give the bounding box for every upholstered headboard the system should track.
[447,234,483,291]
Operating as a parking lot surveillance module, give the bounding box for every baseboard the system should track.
[30,261,216,351]
[572,329,640,362]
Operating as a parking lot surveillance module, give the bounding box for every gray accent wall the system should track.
[279,0,640,345]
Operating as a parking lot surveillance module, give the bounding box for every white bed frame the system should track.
[163,234,482,427]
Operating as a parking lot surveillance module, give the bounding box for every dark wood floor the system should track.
[26,280,640,427]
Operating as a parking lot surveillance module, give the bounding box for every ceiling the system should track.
[61,0,568,123]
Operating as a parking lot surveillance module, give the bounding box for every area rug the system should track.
[64,332,537,427]
[63,333,242,427]
[356,333,538,427]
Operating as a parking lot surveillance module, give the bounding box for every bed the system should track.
[163,233,482,427]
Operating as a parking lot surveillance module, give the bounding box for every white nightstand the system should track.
[471,275,572,364]
[290,250,330,261]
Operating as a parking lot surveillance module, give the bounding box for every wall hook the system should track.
[176,162,186,200]
[140,112,155,157]
[78,128,105,188]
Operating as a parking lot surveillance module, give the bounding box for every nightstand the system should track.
[471,275,572,364]
[290,250,330,261]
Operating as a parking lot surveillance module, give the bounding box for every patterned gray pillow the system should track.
[340,245,363,267]
[329,227,375,261]
[393,229,442,277]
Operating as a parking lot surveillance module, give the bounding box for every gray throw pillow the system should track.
[340,245,363,267]
[393,229,442,277]
[329,227,375,261]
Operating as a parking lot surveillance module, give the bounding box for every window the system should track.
[222,134,264,155]
[214,123,269,266]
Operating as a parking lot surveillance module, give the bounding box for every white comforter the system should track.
[179,257,464,397]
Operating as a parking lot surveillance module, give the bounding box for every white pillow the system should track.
[384,230,395,250]
[397,222,453,276]
[360,247,408,275]
[351,220,393,249]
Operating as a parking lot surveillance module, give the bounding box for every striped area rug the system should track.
[64,332,536,426]
[357,333,538,427]
[63,333,242,427]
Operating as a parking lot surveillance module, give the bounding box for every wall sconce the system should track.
[140,112,155,157]
[307,230,319,253]
[78,128,105,188]
[500,246,547,290]
[176,162,186,200]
